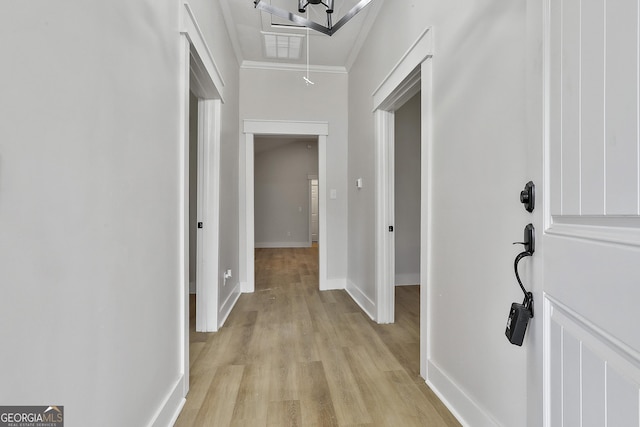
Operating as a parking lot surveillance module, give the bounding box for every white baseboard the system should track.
[320,277,346,291]
[345,280,376,321]
[395,273,420,286]
[255,241,311,248]
[218,282,241,328]
[149,376,185,427]
[426,359,497,427]
[240,280,252,293]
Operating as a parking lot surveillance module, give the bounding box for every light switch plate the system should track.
[330,189,337,199]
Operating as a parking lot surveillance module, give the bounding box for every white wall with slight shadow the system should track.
[254,138,318,248]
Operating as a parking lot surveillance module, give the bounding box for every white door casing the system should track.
[536,0,640,424]
[240,120,329,292]
[179,0,224,399]
[372,28,432,381]
[310,178,319,243]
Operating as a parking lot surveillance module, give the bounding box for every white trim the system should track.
[244,119,329,135]
[241,120,330,293]
[323,278,346,290]
[548,217,640,248]
[427,360,497,426]
[374,66,422,113]
[218,283,242,328]
[308,176,318,245]
[372,28,434,384]
[180,1,225,102]
[178,34,190,401]
[195,99,222,333]
[394,273,420,286]
[547,294,640,373]
[374,109,395,324]
[239,132,255,293]
[241,60,347,74]
[346,280,376,320]
[148,376,186,427]
[317,135,329,291]
[543,295,552,427]
[179,2,226,405]
[255,241,312,248]
[420,60,434,380]
[372,27,433,111]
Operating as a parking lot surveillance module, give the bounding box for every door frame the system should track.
[372,27,432,379]
[308,175,318,245]
[179,0,224,397]
[524,0,546,424]
[240,120,328,292]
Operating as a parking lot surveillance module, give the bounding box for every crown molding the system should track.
[240,60,347,74]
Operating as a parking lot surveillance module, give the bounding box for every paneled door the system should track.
[544,0,640,424]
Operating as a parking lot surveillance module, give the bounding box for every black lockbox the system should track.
[505,302,532,346]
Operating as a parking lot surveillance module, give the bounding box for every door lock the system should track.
[520,181,535,212]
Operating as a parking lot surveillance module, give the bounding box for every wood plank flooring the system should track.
[175,247,460,426]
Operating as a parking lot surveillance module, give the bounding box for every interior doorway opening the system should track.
[372,27,432,380]
[394,92,422,290]
[240,120,329,294]
[253,136,320,291]
[178,1,224,408]
[253,136,319,249]
[309,177,319,245]
[392,91,422,374]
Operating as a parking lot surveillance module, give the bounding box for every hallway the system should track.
[176,248,459,426]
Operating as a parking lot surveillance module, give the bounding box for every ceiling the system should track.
[219,0,383,69]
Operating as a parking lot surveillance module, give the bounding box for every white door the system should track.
[540,0,640,424]
[310,179,319,242]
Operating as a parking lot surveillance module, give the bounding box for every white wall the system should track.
[0,0,239,425]
[254,138,318,247]
[348,1,530,425]
[240,66,348,282]
[394,93,421,286]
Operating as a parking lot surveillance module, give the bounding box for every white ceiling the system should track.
[220,0,383,69]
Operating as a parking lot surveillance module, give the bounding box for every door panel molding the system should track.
[546,295,640,426]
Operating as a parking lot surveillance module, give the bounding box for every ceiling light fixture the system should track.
[253,0,373,36]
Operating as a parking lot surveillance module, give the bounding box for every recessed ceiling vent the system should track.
[261,31,304,59]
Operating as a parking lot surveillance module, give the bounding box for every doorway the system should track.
[372,27,432,379]
[253,136,318,249]
[394,93,422,289]
[178,2,224,402]
[309,177,319,245]
[240,120,330,293]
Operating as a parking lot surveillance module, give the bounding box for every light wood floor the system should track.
[175,247,460,426]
